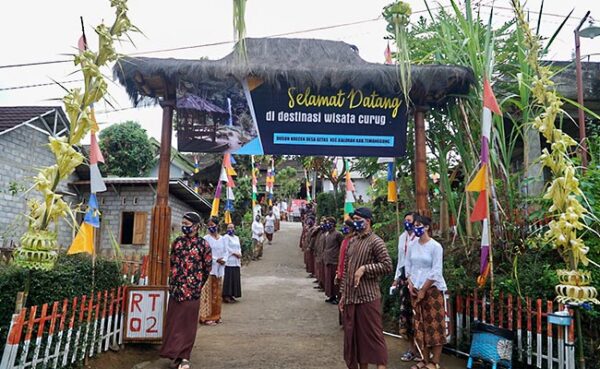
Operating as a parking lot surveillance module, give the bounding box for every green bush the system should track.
[316,192,343,219]
[0,253,124,351]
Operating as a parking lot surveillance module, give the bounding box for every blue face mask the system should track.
[181,225,194,235]
[414,226,425,237]
[319,224,326,230]
[325,223,333,230]
[353,220,365,232]
[341,226,350,235]
[227,229,235,236]
[208,226,218,234]
[404,220,414,232]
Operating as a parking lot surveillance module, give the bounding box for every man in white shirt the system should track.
[280,200,288,221]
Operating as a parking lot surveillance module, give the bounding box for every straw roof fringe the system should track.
[114,37,475,107]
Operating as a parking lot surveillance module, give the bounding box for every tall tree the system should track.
[99,121,156,177]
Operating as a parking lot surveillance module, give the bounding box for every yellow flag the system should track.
[210,198,220,217]
[387,181,397,202]
[224,211,232,225]
[67,223,95,255]
[466,165,487,192]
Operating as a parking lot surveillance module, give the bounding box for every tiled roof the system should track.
[0,106,60,133]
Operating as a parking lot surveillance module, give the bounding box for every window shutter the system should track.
[132,212,148,245]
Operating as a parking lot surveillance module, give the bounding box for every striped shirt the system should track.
[340,230,392,305]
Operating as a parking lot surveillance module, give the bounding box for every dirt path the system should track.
[88,221,466,369]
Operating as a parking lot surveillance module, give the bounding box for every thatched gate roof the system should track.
[114,37,474,108]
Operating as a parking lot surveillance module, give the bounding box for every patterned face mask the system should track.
[341,226,350,235]
[414,226,425,237]
[404,220,414,232]
[181,225,194,235]
[208,226,218,234]
[227,229,235,236]
[353,220,365,232]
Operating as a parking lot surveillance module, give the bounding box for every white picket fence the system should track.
[0,287,125,369]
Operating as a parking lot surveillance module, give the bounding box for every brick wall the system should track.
[81,185,197,259]
[0,123,78,248]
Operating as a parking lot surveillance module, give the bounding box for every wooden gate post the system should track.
[414,108,430,217]
[148,98,175,286]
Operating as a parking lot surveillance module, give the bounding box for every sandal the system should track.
[410,361,427,369]
[401,351,416,362]
[178,359,190,369]
[169,358,182,369]
[424,363,440,369]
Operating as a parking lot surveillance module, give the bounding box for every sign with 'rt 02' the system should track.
[124,286,168,342]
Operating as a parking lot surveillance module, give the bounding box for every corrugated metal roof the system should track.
[0,106,59,133]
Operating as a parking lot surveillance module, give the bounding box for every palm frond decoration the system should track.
[233,0,248,62]
[383,1,412,105]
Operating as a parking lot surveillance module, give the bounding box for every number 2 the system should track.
[146,317,158,333]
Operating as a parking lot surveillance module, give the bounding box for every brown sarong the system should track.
[265,232,273,242]
[324,263,338,298]
[343,299,388,369]
[160,297,200,360]
[253,239,263,259]
[200,275,222,323]
[306,250,315,274]
[315,261,323,285]
[412,287,447,348]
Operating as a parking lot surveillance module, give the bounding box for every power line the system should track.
[0,79,83,91]
[0,5,446,71]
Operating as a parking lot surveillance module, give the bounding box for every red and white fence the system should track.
[121,256,149,286]
[447,290,576,369]
[1,287,126,369]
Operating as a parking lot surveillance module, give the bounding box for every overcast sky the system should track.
[1,0,599,142]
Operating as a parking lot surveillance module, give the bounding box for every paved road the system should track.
[91,221,465,369]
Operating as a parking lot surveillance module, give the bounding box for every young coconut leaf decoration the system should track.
[13,0,138,271]
[511,1,598,306]
[233,0,248,61]
[383,1,412,105]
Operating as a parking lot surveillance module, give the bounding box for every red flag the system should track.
[90,133,105,164]
[384,43,393,65]
[470,190,488,222]
[483,79,501,115]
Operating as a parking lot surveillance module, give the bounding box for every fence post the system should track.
[0,310,26,369]
[43,301,59,367]
[536,299,542,368]
[547,300,553,369]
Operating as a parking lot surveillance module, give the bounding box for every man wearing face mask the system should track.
[393,212,421,362]
[340,207,392,369]
[160,212,212,369]
[323,216,344,304]
[312,217,328,291]
[200,217,227,325]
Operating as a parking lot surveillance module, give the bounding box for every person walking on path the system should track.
[339,207,392,369]
[393,212,421,362]
[323,216,344,304]
[406,215,448,369]
[200,217,227,325]
[222,223,242,303]
[160,212,212,369]
[273,202,281,231]
[251,214,264,260]
[264,209,276,245]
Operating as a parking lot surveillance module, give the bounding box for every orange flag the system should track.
[470,190,488,222]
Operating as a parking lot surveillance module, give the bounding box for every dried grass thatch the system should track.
[114,37,474,108]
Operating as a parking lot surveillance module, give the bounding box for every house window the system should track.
[120,211,148,245]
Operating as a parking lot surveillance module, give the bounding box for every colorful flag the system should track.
[68,194,100,255]
[251,156,258,208]
[227,97,233,127]
[387,162,397,202]
[304,169,312,202]
[266,158,275,206]
[384,43,393,65]
[468,78,501,287]
[344,160,355,219]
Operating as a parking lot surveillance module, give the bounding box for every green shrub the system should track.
[316,192,342,219]
[0,253,124,351]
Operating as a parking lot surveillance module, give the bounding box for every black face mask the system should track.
[353,220,366,232]
[182,225,195,235]
[208,226,218,234]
